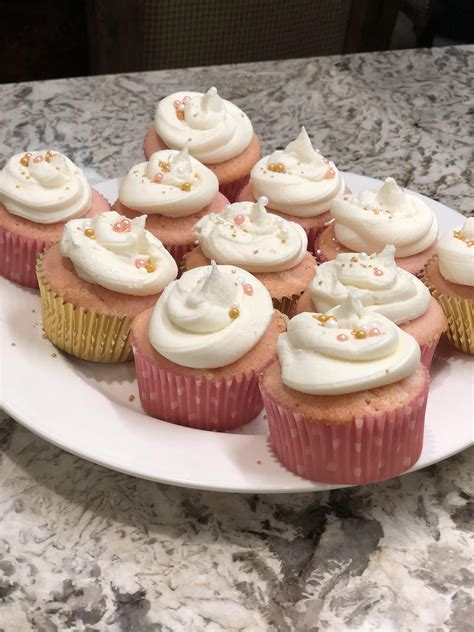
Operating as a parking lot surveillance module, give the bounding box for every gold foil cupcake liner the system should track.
[36,254,133,363]
[423,258,474,355]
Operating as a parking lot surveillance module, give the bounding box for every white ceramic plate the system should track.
[1,174,473,492]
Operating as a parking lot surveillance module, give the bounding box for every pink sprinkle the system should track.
[182,95,191,104]
[173,99,181,109]
[337,334,348,342]
[374,268,384,276]
[326,168,335,179]
[323,158,330,164]
[315,148,321,154]
[113,219,132,233]
[234,214,245,226]
[135,258,147,269]
[243,283,254,296]
[369,328,381,337]
[154,173,163,183]
[32,155,43,163]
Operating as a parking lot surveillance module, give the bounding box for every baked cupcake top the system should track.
[60,211,178,296]
[149,262,273,368]
[192,196,307,272]
[309,244,431,323]
[249,127,345,217]
[330,177,438,257]
[119,147,218,217]
[0,150,91,223]
[437,218,474,286]
[278,294,420,395]
[154,87,253,164]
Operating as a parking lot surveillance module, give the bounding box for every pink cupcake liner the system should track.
[420,337,440,369]
[260,376,429,485]
[219,174,250,203]
[132,338,266,431]
[0,226,48,288]
[165,241,195,267]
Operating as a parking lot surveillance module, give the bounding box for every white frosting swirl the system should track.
[331,177,438,257]
[250,127,345,217]
[0,150,92,224]
[309,245,431,323]
[60,211,178,296]
[278,294,420,395]
[193,197,307,272]
[149,262,274,368]
[154,88,253,164]
[119,147,219,217]
[438,218,474,286]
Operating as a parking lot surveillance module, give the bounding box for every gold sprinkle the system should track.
[181,182,191,191]
[32,309,36,313]
[350,256,358,263]
[84,228,95,239]
[256,460,262,465]
[56,166,60,171]
[159,161,170,172]
[145,261,156,273]
[268,162,285,173]
[11,342,16,347]
[315,314,336,323]
[15,184,20,189]
[128,394,135,402]
[51,353,57,358]
[176,110,185,121]
[229,307,240,319]
[20,156,29,166]
[353,329,368,339]
[253,250,259,254]
[45,150,55,162]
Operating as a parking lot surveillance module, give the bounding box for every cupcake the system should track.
[0,149,109,288]
[260,294,429,484]
[37,211,178,362]
[144,87,260,201]
[297,245,447,367]
[112,146,229,264]
[238,127,347,252]
[182,196,315,317]
[319,177,438,275]
[131,262,286,430]
[423,218,474,354]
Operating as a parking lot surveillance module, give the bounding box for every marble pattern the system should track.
[0,46,473,631]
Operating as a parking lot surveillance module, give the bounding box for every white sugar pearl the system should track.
[325,319,337,329]
[258,195,269,206]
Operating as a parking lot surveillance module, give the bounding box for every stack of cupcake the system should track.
[1,84,471,488]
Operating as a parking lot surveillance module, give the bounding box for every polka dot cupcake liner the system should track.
[260,372,429,485]
[132,338,268,431]
[219,174,250,203]
[0,226,48,288]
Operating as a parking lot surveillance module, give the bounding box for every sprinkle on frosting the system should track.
[148,262,273,368]
[60,211,178,296]
[278,293,420,395]
[193,197,308,272]
[0,150,92,224]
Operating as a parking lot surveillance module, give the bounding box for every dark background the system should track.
[1,0,473,84]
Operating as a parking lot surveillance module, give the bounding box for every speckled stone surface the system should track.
[1,46,473,631]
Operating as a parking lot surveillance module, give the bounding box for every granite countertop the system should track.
[0,46,473,631]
